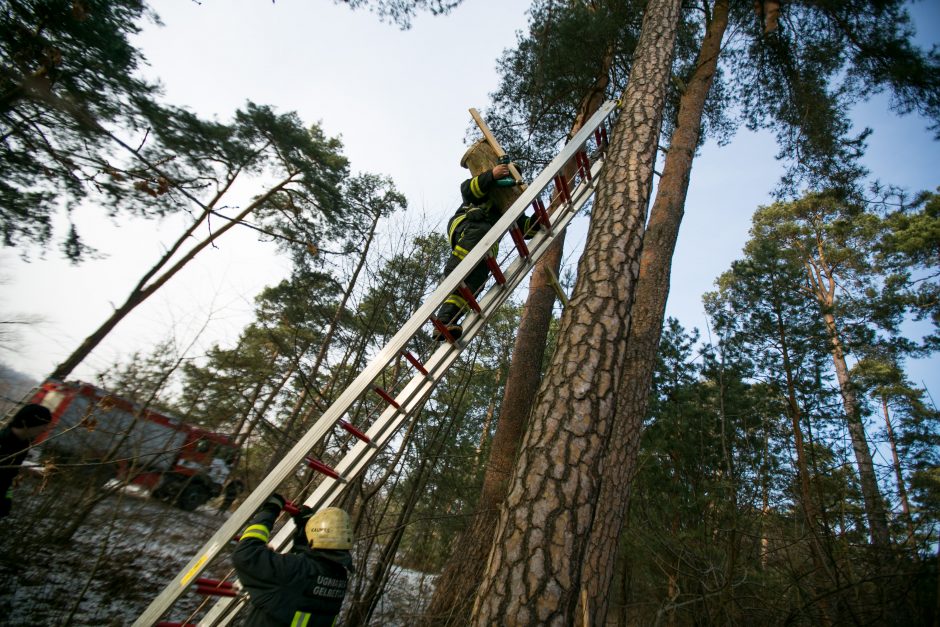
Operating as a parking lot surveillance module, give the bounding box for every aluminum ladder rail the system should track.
[134,99,618,627]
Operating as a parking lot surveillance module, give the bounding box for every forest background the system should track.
[2,0,937,393]
[1,0,939,626]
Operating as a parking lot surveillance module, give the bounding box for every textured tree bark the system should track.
[575,3,728,623]
[422,61,615,627]
[469,0,681,623]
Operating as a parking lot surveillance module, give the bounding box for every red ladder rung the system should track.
[554,174,572,203]
[485,255,506,285]
[430,317,458,343]
[195,578,235,590]
[195,586,238,598]
[577,151,593,181]
[373,385,401,409]
[283,501,301,516]
[457,282,482,314]
[339,419,373,445]
[304,456,345,482]
[532,197,551,230]
[401,350,428,376]
[510,227,530,258]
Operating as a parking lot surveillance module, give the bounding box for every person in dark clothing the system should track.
[0,404,52,518]
[217,478,244,515]
[232,494,354,627]
[433,157,541,341]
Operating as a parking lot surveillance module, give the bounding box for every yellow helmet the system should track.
[304,507,353,550]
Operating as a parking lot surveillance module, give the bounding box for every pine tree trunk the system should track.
[881,396,915,541]
[470,1,681,623]
[421,242,567,626]
[576,3,728,623]
[822,311,891,546]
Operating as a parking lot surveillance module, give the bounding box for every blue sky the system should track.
[2,0,937,406]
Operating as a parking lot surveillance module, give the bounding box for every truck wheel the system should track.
[152,478,179,502]
[176,484,209,511]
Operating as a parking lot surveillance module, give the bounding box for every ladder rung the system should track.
[486,255,506,285]
[195,578,235,590]
[156,623,197,627]
[577,151,593,181]
[532,197,551,231]
[510,227,530,258]
[430,317,458,343]
[457,282,482,313]
[372,385,401,409]
[304,456,346,482]
[554,174,572,203]
[195,586,238,598]
[339,419,374,446]
[400,350,428,376]
[283,501,301,516]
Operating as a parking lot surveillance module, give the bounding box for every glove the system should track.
[464,205,488,222]
[292,505,315,547]
[262,493,286,514]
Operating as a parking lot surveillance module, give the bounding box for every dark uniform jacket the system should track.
[0,426,30,517]
[233,507,353,627]
[448,170,539,248]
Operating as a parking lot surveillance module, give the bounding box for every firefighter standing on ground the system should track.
[0,404,52,518]
[433,156,541,341]
[233,494,354,626]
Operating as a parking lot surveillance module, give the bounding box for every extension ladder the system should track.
[135,99,619,627]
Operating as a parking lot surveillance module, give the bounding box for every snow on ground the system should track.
[0,478,229,625]
[0,473,436,626]
[367,566,438,627]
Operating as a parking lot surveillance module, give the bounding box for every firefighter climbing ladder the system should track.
[135,99,619,627]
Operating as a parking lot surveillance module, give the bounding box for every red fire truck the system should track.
[29,380,239,511]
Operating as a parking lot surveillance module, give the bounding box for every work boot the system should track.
[433,323,463,342]
[432,303,463,342]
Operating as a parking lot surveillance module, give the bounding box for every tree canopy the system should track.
[1,0,161,258]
